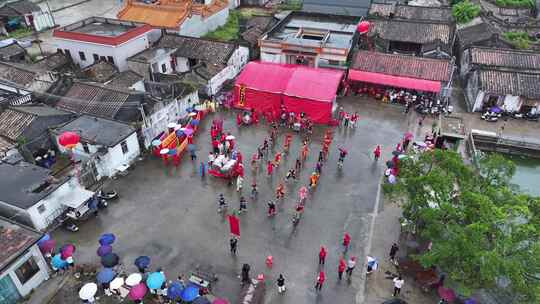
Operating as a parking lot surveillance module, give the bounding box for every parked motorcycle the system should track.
[64,220,79,232]
[481,111,500,122]
[98,189,119,201]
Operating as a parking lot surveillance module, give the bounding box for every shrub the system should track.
[502,31,537,49]
[452,0,481,24]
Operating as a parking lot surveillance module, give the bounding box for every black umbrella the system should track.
[101,252,119,268]
[386,161,394,168]
[192,296,211,304]
[392,150,401,156]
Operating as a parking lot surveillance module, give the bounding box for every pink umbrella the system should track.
[404,132,413,140]
[182,128,194,136]
[438,286,456,302]
[212,299,229,304]
[128,283,147,300]
[60,244,76,259]
[38,239,55,254]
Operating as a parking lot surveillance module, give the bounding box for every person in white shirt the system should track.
[393,275,404,297]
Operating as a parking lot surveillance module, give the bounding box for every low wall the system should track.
[469,130,540,159]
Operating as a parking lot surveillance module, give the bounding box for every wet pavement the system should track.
[51,98,409,304]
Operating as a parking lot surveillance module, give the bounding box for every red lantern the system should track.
[58,131,80,149]
[356,21,371,35]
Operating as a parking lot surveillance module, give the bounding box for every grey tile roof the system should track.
[128,47,176,63]
[0,61,36,87]
[479,69,540,99]
[158,34,237,66]
[0,42,25,61]
[469,47,540,71]
[351,51,452,81]
[145,73,197,100]
[241,16,277,46]
[53,115,136,147]
[0,0,40,17]
[55,82,132,120]
[369,4,453,22]
[81,61,119,83]
[0,161,61,209]
[33,52,72,72]
[106,70,144,90]
[369,19,454,45]
[456,23,496,49]
[0,108,36,141]
[302,0,370,17]
[0,217,41,271]
[0,137,14,154]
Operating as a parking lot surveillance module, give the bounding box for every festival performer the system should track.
[338,148,348,165]
[298,186,308,203]
[276,183,285,199]
[373,145,381,161]
[295,158,302,172]
[286,168,296,181]
[236,113,242,126]
[301,144,309,162]
[350,112,359,128]
[274,152,282,167]
[309,172,320,188]
[267,200,276,216]
[267,161,273,176]
[283,134,293,153]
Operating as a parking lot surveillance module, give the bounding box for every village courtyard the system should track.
[49,98,412,304]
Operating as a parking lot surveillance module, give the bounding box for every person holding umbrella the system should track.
[315,271,325,291]
[134,256,150,273]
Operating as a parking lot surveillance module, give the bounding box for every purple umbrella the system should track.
[175,129,184,137]
[39,239,55,254]
[182,128,194,136]
[97,245,113,257]
[190,119,200,126]
[489,106,502,113]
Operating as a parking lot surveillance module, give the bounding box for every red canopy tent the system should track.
[348,70,441,93]
[234,62,343,124]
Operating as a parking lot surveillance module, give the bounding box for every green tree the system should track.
[452,0,481,24]
[385,150,540,300]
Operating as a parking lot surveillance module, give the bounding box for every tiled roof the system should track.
[0,217,41,271]
[33,52,72,72]
[117,2,190,28]
[351,51,451,81]
[0,42,25,60]
[0,108,36,141]
[0,136,14,154]
[81,61,119,83]
[241,16,277,46]
[54,115,136,147]
[0,62,36,87]
[106,70,144,89]
[469,48,540,71]
[0,0,40,17]
[302,0,370,17]
[369,4,453,22]
[479,69,540,99]
[158,34,237,66]
[456,23,495,49]
[56,82,131,119]
[369,19,453,45]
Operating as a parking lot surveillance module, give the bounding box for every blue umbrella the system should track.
[193,296,211,304]
[37,234,51,246]
[180,284,199,302]
[146,272,165,289]
[97,245,112,257]
[134,256,150,269]
[166,281,183,300]
[152,139,161,146]
[186,107,194,113]
[175,129,184,137]
[51,254,67,269]
[190,119,200,126]
[99,233,116,245]
[97,268,116,284]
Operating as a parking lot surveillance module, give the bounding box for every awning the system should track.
[348,70,442,93]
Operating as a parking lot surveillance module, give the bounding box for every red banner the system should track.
[228,215,240,237]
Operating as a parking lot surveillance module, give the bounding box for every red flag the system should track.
[228,214,240,237]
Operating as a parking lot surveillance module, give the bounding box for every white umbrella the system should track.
[167,122,176,129]
[188,112,197,117]
[79,282,98,300]
[125,273,142,286]
[160,148,170,155]
[110,276,125,290]
[225,135,235,140]
[174,124,182,131]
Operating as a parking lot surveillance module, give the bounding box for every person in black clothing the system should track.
[241,264,251,284]
[230,238,238,255]
[389,243,399,264]
[277,274,286,293]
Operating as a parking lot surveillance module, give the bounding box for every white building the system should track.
[0,161,94,231]
[0,217,49,303]
[141,77,200,147]
[52,115,140,179]
[52,17,161,71]
[127,33,249,96]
